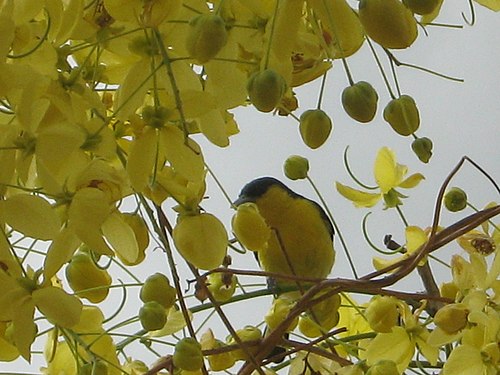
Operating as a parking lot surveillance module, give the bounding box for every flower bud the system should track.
[366,360,399,375]
[247,69,287,113]
[434,303,468,334]
[299,109,333,149]
[444,187,467,212]
[139,301,167,331]
[207,272,237,302]
[364,296,399,333]
[402,0,440,15]
[173,213,228,270]
[411,137,433,163]
[284,155,309,180]
[383,95,420,136]
[65,251,112,303]
[173,337,203,371]
[232,203,271,252]
[358,0,417,49]
[140,273,177,308]
[186,14,228,63]
[341,81,378,123]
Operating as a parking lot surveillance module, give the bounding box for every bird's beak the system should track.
[233,195,253,207]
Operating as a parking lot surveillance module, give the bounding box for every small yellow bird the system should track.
[234,177,335,286]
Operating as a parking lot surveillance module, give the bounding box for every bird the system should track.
[234,177,335,289]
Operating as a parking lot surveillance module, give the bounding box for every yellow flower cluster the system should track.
[0,0,498,374]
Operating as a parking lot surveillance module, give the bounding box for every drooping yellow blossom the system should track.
[336,147,424,208]
[42,306,121,375]
[362,301,438,373]
[373,226,429,271]
[0,267,82,361]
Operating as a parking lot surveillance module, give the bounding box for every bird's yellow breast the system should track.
[254,186,334,280]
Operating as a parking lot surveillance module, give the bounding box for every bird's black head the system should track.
[235,177,295,205]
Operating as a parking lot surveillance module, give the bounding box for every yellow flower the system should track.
[0,267,82,361]
[363,302,438,373]
[457,206,498,256]
[373,226,429,271]
[42,306,121,375]
[336,147,424,208]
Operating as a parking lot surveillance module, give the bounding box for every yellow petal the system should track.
[68,188,113,255]
[374,147,405,193]
[372,256,402,272]
[33,287,83,328]
[72,306,105,332]
[0,15,14,58]
[364,326,414,373]
[114,59,152,121]
[197,109,230,147]
[150,307,192,337]
[474,0,500,11]
[204,59,248,109]
[308,0,365,58]
[270,0,302,64]
[1,194,60,240]
[102,211,139,264]
[159,126,205,182]
[12,298,36,361]
[336,182,381,208]
[442,345,484,375]
[405,226,427,253]
[399,173,425,189]
[36,122,86,180]
[0,323,19,361]
[43,227,81,281]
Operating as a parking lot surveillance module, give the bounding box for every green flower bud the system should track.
[366,360,399,375]
[284,155,309,180]
[444,187,467,212]
[65,251,112,303]
[299,109,333,149]
[365,296,399,333]
[402,0,440,15]
[186,14,228,63]
[434,303,468,334]
[139,301,167,331]
[173,337,203,371]
[358,0,417,49]
[411,137,433,163]
[140,273,177,308]
[207,272,237,302]
[383,95,420,136]
[247,69,287,113]
[341,81,378,123]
